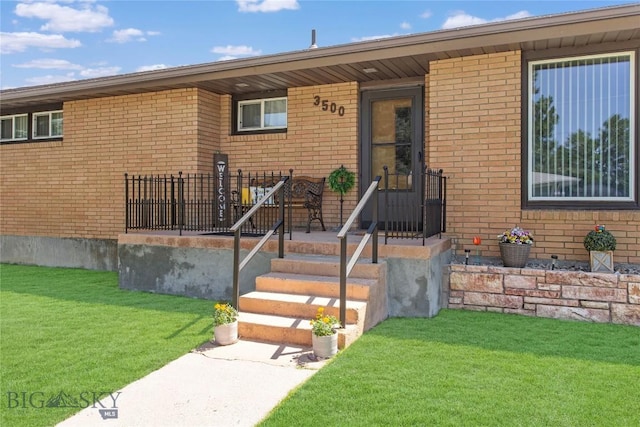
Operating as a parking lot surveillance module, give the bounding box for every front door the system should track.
[360,87,424,229]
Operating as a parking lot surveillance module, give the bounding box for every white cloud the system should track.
[442,10,532,30]
[15,1,114,33]
[400,22,411,30]
[442,10,486,29]
[13,58,83,70]
[25,72,76,85]
[107,28,159,43]
[0,32,81,53]
[420,10,432,19]
[211,45,261,56]
[217,55,238,61]
[505,11,532,20]
[136,64,168,72]
[236,0,299,13]
[19,65,121,85]
[79,66,121,78]
[351,34,397,42]
[109,28,144,43]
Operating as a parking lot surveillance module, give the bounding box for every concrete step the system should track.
[238,312,360,349]
[255,272,375,300]
[271,254,385,280]
[239,291,366,326]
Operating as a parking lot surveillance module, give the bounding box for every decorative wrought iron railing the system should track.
[124,166,446,244]
[383,165,446,244]
[124,170,291,236]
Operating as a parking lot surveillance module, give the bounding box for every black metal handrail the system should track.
[336,176,381,327]
[230,177,288,309]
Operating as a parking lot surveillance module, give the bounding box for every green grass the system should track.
[3,265,639,426]
[0,264,213,427]
[261,310,640,427]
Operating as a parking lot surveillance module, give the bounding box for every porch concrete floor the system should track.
[119,229,450,261]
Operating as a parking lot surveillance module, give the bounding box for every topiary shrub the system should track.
[583,226,617,252]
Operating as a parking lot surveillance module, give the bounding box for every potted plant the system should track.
[212,302,238,345]
[310,307,340,358]
[328,165,355,227]
[497,226,534,268]
[584,225,616,272]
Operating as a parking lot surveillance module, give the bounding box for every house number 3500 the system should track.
[313,96,345,116]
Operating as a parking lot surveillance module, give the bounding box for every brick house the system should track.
[1,4,639,271]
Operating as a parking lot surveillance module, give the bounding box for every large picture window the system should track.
[527,51,635,203]
[237,97,287,132]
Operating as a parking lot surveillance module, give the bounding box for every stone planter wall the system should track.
[447,264,640,326]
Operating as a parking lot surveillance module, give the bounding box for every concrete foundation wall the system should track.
[387,249,449,318]
[1,232,449,318]
[118,242,274,301]
[0,235,117,271]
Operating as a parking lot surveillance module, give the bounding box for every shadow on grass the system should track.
[1,263,213,316]
[363,309,640,367]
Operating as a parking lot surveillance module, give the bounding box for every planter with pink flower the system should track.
[497,226,534,268]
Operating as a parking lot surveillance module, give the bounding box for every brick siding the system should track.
[2,53,637,262]
[427,51,639,264]
[219,82,359,229]
[0,88,206,239]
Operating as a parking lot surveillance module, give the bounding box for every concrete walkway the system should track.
[57,340,327,427]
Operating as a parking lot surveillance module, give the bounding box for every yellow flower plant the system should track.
[213,302,238,327]
[310,307,340,337]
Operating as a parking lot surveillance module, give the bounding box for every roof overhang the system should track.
[1,3,639,110]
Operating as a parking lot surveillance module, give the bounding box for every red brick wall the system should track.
[427,51,639,264]
[449,264,640,326]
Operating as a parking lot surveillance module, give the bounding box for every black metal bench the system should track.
[242,176,326,233]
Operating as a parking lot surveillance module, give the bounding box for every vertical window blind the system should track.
[528,52,634,201]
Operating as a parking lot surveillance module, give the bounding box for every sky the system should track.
[0,0,634,89]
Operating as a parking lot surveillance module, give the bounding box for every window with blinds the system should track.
[527,52,635,202]
[237,97,287,132]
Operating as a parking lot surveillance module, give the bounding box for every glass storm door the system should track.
[360,87,424,229]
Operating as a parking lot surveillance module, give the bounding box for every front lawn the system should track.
[2,264,639,427]
[0,264,213,427]
[260,310,640,426]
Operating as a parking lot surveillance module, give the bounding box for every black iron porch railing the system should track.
[383,165,447,245]
[124,170,292,236]
[125,166,446,244]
